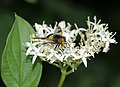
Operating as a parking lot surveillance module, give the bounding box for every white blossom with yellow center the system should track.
[25,16,117,71]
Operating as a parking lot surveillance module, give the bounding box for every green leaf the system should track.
[1,14,42,87]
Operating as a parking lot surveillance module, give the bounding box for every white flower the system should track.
[73,46,91,67]
[102,32,117,52]
[25,41,46,64]
[46,49,63,63]
[25,17,117,71]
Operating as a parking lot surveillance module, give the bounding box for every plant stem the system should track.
[66,70,73,75]
[57,68,67,87]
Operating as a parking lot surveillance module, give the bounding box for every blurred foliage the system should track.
[24,0,38,4]
[0,0,120,87]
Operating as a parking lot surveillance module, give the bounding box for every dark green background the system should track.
[0,0,120,87]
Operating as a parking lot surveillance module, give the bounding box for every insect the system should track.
[33,27,66,49]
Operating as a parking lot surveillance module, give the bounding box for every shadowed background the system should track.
[0,0,120,87]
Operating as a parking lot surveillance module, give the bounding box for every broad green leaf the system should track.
[1,14,42,87]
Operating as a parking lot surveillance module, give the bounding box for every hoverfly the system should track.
[33,27,66,49]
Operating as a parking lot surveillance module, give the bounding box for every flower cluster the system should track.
[25,16,117,71]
